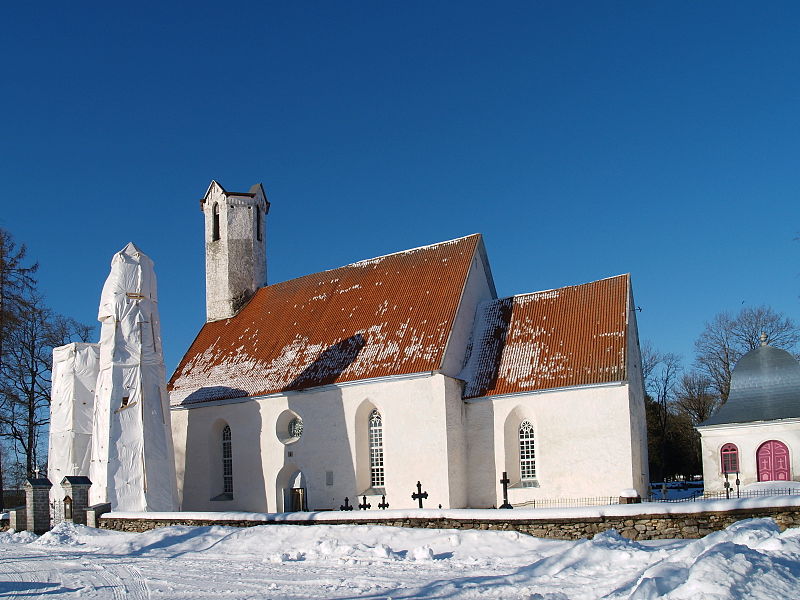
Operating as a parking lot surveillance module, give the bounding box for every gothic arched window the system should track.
[222,424,233,495]
[212,202,221,241]
[368,409,384,488]
[519,420,536,481]
[720,443,739,474]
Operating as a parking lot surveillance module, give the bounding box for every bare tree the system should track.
[0,229,37,509]
[674,371,720,426]
[694,306,800,402]
[641,343,683,482]
[0,294,93,478]
[639,340,662,384]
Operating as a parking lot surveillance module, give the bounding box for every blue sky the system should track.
[2,2,798,373]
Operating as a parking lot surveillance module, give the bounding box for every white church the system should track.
[166,181,650,512]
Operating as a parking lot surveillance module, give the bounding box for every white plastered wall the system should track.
[465,383,641,507]
[439,241,496,377]
[698,419,800,493]
[624,281,650,496]
[172,373,468,512]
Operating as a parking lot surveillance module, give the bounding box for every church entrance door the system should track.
[757,440,790,482]
[290,487,307,512]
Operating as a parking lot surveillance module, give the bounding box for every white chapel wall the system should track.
[465,383,641,507]
[172,373,468,512]
[624,284,650,495]
[442,375,468,507]
[439,244,495,377]
[699,420,800,493]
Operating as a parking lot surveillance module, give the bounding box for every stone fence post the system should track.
[61,476,92,525]
[24,477,52,534]
[8,507,27,531]
[86,503,112,528]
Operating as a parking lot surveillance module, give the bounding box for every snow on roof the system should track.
[169,235,481,405]
[460,274,630,398]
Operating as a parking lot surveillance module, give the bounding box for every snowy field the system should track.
[2,518,800,599]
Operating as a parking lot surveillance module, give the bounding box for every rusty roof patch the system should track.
[460,274,630,398]
[169,235,481,405]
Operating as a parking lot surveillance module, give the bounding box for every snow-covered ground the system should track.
[2,518,800,599]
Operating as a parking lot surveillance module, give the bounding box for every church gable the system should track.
[460,274,630,398]
[169,234,482,405]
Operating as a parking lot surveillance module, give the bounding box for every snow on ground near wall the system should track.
[104,494,800,522]
[743,480,800,492]
[2,518,800,599]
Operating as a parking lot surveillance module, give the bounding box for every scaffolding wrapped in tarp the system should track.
[89,242,179,511]
[48,342,100,504]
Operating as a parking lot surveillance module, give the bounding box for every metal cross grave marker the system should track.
[359,495,371,510]
[499,471,513,509]
[340,497,353,511]
[412,481,428,508]
[378,495,389,510]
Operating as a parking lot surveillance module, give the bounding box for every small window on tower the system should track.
[256,206,263,241]
[212,202,220,241]
[115,395,136,413]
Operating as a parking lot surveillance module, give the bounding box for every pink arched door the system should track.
[757,440,791,482]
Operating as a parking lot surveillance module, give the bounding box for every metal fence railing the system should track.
[647,487,800,503]
[510,488,800,509]
[512,496,620,509]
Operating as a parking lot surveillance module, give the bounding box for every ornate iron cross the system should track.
[340,497,353,511]
[378,495,389,510]
[412,481,428,508]
[359,495,371,510]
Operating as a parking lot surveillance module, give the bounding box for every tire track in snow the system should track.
[0,552,62,598]
[0,550,149,600]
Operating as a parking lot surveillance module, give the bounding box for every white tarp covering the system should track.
[89,242,179,511]
[47,342,100,503]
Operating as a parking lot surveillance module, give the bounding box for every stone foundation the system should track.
[99,505,800,541]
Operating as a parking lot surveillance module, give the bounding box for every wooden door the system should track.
[757,440,790,482]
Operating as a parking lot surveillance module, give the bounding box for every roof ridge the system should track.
[262,234,482,291]
[501,273,629,301]
[345,233,481,269]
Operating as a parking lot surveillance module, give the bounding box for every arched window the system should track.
[720,443,739,474]
[256,206,263,242]
[519,420,536,481]
[368,409,384,488]
[212,202,221,241]
[222,425,233,495]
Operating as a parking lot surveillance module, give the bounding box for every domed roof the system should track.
[701,343,800,426]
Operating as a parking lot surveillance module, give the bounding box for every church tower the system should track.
[201,180,269,321]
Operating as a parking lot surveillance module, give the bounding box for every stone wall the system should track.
[99,505,800,541]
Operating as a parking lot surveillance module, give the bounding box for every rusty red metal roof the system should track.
[169,234,482,405]
[460,274,630,399]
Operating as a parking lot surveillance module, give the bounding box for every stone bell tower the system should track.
[201,180,269,321]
